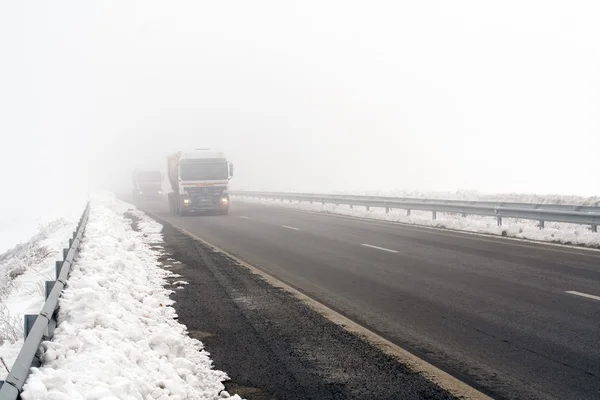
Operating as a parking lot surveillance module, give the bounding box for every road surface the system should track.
[141,199,600,400]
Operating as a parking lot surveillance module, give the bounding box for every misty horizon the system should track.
[1,1,599,249]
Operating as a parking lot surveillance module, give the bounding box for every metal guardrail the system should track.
[232,191,600,232]
[0,204,90,399]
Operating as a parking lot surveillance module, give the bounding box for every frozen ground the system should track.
[21,194,241,400]
[235,196,600,248]
[0,213,81,379]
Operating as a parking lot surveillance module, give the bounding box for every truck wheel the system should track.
[219,208,229,216]
[178,205,191,217]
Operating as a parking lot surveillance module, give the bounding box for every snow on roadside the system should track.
[329,189,600,206]
[21,194,242,400]
[0,213,81,379]
[236,197,600,248]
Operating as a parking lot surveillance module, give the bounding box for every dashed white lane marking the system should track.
[282,225,300,230]
[565,291,600,302]
[361,244,398,253]
[238,216,251,219]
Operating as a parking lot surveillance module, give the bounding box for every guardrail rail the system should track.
[0,203,90,399]
[232,191,600,232]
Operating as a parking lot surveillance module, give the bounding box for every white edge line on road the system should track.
[167,223,491,400]
[565,291,600,301]
[282,225,300,230]
[238,216,251,219]
[361,244,398,253]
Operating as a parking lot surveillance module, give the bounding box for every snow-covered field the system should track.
[21,194,241,400]
[236,196,600,248]
[0,194,89,255]
[0,213,81,378]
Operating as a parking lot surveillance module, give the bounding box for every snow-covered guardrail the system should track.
[232,191,600,232]
[0,204,90,399]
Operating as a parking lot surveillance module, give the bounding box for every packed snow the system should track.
[236,196,600,248]
[0,214,81,379]
[21,195,241,400]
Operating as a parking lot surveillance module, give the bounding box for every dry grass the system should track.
[0,218,67,344]
[0,302,23,345]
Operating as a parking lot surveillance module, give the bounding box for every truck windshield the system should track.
[136,171,162,182]
[180,162,228,181]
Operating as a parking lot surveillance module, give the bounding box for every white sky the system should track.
[0,0,599,248]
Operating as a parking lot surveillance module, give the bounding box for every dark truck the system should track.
[132,170,163,201]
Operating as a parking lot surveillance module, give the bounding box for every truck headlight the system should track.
[220,198,229,204]
[183,198,191,204]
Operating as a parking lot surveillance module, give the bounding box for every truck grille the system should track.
[184,187,226,207]
[184,186,225,197]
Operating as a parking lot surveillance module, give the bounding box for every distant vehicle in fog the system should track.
[132,169,163,200]
[167,149,233,216]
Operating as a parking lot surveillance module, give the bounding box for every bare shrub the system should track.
[0,302,23,345]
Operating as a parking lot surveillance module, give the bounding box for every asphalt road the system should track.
[141,199,600,400]
[141,214,457,400]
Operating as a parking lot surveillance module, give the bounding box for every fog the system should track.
[1,1,599,249]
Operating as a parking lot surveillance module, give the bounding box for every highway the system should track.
[143,200,600,400]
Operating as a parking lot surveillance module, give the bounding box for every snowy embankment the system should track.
[329,189,600,206]
[0,214,81,379]
[21,195,240,400]
[236,196,600,248]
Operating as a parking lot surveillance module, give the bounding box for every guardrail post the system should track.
[497,217,502,226]
[45,318,57,341]
[366,206,370,211]
[407,209,411,216]
[55,261,63,279]
[432,211,437,220]
[24,315,37,339]
[385,207,390,214]
[45,281,56,300]
[350,205,353,209]
[539,220,545,229]
[592,224,597,233]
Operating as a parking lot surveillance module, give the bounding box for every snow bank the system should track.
[0,215,80,378]
[21,194,241,400]
[236,197,600,248]
[328,189,600,206]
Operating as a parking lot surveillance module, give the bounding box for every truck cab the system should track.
[132,170,163,201]
[167,149,234,216]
